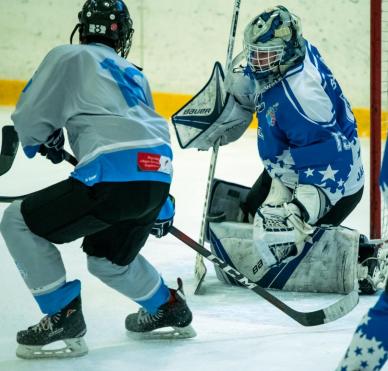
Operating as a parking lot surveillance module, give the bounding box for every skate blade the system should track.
[127,324,197,340]
[16,337,88,359]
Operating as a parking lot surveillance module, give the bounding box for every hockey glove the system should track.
[151,195,175,238]
[39,128,65,164]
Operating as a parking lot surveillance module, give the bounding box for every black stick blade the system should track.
[0,126,19,176]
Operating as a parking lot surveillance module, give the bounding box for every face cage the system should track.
[121,28,134,58]
[243,43,284,73]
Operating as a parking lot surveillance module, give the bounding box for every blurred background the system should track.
[0,0,369,116]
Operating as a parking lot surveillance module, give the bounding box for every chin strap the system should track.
[70,24,80,44]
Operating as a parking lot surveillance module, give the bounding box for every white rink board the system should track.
[0,0,369,107]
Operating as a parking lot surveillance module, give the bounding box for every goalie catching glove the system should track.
[253,180,331,280]
[150,195,175,238]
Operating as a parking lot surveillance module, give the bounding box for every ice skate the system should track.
[125,278,196,339]
[16,296,88,359]
[358,237,388,295]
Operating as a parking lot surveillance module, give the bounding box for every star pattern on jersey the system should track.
[263,149,298,188]
[263,149,349,199]
[305,168,314,177]
[319,165,338,182]
[337,314,388,371]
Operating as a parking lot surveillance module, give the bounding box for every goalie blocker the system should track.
[207,179,388,294]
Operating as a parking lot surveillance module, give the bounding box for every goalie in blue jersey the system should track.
[173,5,386,295]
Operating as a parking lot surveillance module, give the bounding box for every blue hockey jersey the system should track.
[229,41,364,206]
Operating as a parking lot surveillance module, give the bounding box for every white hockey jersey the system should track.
[12,43,172,186]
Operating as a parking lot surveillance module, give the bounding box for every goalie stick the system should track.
[171,226,359,326]
[194,0,242,295]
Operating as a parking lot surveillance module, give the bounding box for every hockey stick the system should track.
[0,124,77,171]
[0,149,78,203]
[0,125,19,176]
[0,147,361,325]
[0,125,78,203]
[171,226,359,326]
[194,0,242,295]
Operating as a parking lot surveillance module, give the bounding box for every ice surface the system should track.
[0,107,383,371]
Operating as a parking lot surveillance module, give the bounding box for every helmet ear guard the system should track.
[70,0,134,58]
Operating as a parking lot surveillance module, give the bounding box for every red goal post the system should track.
[370,0,388,239]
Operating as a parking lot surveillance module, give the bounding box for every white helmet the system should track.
[243,6,305,79]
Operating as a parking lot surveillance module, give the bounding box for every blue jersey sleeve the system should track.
[257,41,364,205]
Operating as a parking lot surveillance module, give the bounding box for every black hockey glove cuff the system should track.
[39,129,65,164]
[150,195,175,238]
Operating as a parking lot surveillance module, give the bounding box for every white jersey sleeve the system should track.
[12,43,173,186]
[12,46,77,157]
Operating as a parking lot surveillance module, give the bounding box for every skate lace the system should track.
[31,314,61,333]
[137,308,164,325]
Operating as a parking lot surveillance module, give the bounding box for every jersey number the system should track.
[100,58,147,108]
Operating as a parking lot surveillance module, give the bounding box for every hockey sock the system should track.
[135,278,170,315]
[34,279,81,315]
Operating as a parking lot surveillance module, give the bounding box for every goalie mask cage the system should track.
[371,0,388,240]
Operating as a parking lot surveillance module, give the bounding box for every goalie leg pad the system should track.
[283,226,359,293]
[209,221,359,294]
[209,222,261,285]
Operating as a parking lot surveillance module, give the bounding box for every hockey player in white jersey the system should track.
[335,144,388,370]
[173,5,379,294]
[0,0,195,359]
